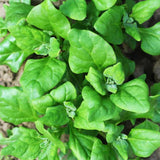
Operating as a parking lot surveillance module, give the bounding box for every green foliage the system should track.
[0,0,160,159]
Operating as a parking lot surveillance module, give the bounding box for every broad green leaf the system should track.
[4,2,32,27]
[94,6,124,45]
[9,20,50,53]
[40,105,70,126]
[60,0,87,20]
[91,139,115,160]
[110,79,150,113]
[27,0,71,39]
[134,120,159,131]
[139,22,160,55]
[125,0,136,12]
[9,0,31,4]
[131,0,160,24]
[124,23,141,41]
[0,127,43,160]
[32,82,76,113]
[0,86,38,125]
[69,127,96,160]
[35,121,66,153]
[86,67,106,95]
[92,0,117,11]
[113,139,129,160]
[0,35,31,72]
[114,46,135,77]
[103,62,125,85]
[49,37,60,58]
[74,102,106,131]
[68,29,116,74]
[128,128,160,157]
[82,86,121,122]
[20,57,66,99]
[50,81,77,103]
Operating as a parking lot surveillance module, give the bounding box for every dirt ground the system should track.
[0,0,160,160]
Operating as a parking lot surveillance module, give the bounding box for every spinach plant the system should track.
[0,0,160,159]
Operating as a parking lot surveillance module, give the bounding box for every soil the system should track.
[0,0,160,160]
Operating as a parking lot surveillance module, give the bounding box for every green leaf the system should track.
[32,81,76,113]
[92,0,117,11]
[135,120,159,131]
[82,86,121,122]
[20,57,66,99]
[49,37,60,58]
[0,86,38,125]
[4,2,32,27]
[94,6,124,44]
[40,105,70,126]
[131,0,160,24]
[105,124,124,143]
[86,67,106,95]
[91,139,115,160]
[113,139,129,160]
[110,79,150,113]
[124,23,141,41]
[9,0,31,4]
[50,81,77,103]
[128,128,160,157]
[68,29,116,74]
[74,102,106,131]
[38,143,59,160]
[114,46,135,77]
[35,121,66,153]
[9,20,50,53]
[103,62,125,85]
[69,127,96,160]
[139,22,160,55]
[0,35,31,72]
[60,0,87,20]
[151,82,160,96]
[27,0,71,39]
[0,127,43,160]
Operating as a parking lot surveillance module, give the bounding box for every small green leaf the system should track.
[92,0,117,11]
[64,101,77,119]
[0,86,37,125]
[27,0,71,39]
[134,120,159,131]
[60,0,87,20]
[69,127,96,160]
[131,0,160,24]
[139,22,160,55]
[68,29,116,73]
[151,82,160,96]
[0,127,43,159]
[113,139,129,160]
[4,2,33,27]
[20,57,66,99]
[110,79,150,113]
[9,20,50,53]
[82,86,121,122]
[86,67,106,96]
[49,37,60,58]
[40,105,70,126]
[0,35,31,72]
[35,121,66,153]
[94,6,124,44]
[50,81,77,103]
[103,62,125,85]
[91,139,115,160]
[74,102,106,131]
[128,128,160,157]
